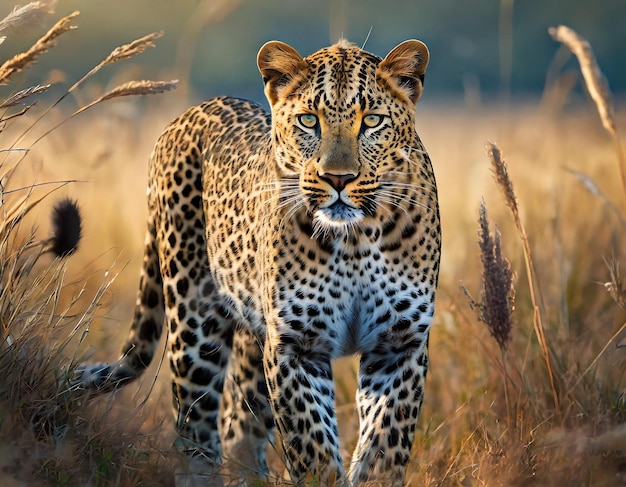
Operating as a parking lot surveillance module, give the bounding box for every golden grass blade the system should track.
[0,11,78,86]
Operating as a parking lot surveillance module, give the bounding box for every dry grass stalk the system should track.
[487,142,560,409]
[0,1,53,37]
[0,11,78,86]
[549,25,626,206]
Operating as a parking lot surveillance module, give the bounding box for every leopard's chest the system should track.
[268,228,433,357]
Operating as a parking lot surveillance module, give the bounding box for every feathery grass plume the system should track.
[0,83,51,108]
[0,1,53,37]
[46,198,81,257]
[0,10,78,86]
[488,142,519,229]
[549,25,626,205]
[477,200,515,350]
[462,200,516,418]
[487,142,559,409]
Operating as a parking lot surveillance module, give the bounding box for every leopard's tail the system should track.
[70,212,165,394]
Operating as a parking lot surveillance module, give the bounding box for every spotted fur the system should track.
[73,39,440,486]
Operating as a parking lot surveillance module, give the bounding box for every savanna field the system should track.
[1,3,626,486]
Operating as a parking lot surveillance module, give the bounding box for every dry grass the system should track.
[0,10,78,86]
[1,9,626,487]
[0,6,181,486]
[550,25,626,213]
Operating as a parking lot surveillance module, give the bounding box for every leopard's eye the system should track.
[298,114,318,129]
[362,114,384,129]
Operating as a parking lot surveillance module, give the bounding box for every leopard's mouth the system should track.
[314,200,364,227]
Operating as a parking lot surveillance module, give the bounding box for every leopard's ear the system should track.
[377,40,429,104]
[257,41,307,105]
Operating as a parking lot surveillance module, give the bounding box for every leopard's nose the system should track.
[318,172,358,192]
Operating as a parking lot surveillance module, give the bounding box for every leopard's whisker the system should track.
[384,172,437,188]
[362,194,393,219]
[276,195,304,211]
[244,186,301,205]
[376,189,433,212]
[376,194,411,217]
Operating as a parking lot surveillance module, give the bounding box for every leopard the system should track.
[72,38,440,486]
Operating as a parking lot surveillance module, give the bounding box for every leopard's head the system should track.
[257,39,429,234]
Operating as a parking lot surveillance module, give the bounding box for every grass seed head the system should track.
[549,25,616,135]
[487,142,520,227]
[0,1,54,37]
[95,79,179,103]
[0,83,51,108]
[0,10,78,86]
[478,199,515,350]
[102,31,164,67]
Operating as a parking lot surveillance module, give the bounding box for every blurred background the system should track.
[4,0,626,107]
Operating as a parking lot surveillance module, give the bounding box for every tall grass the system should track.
[0,4,179,485]
[410,25,626,486]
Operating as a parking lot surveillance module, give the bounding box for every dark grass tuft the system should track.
[477,200,515,351]
[49,198,82,257]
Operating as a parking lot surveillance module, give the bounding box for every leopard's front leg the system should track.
[264,316,346,485]
[348,309,432,486]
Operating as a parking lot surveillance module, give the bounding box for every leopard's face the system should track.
[257,40,429,234]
